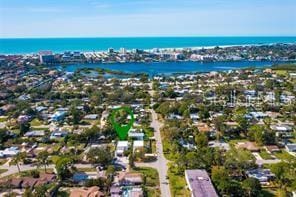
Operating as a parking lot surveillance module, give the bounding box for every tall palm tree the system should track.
[9,152,27,173]
[36,151,49,173]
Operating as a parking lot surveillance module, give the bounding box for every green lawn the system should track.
[274,150,295,161]
[76,167,97,172]
[31,127,48,130]
[228,139,248,147]
[259,150,274,160]
[133,167,160,197]
[143,127,154,138]
[167,164,190,197]
[1,168,54,179]
[162,140,177,160]
[145,187,161,197]
[30,118,43,126]
[168,171,190,197]
[133,167,159,187]
[20,169,54,177]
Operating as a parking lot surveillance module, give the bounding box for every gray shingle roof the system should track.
[185,169,218,197]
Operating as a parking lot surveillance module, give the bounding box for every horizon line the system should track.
[1,35,296,39]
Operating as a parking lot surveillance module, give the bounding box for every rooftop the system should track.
[185,169,218,197]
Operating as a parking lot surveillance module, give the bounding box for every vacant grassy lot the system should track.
[168,164,190,197]
[259,150,274,160]
[133,167,160,197]
[274,150,295,161]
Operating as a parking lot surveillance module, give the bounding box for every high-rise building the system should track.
[120,48,127,55]
[108,48,114,53]
[39,51,54,64]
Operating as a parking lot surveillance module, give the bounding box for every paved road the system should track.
[150,109,171,197]
[145,82,171,197]
[100,110,108,129]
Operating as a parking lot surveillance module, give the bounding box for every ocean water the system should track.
[59,60,289,76]
[0,36,296,54]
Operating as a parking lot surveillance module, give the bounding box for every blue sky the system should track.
[0,0,295,38]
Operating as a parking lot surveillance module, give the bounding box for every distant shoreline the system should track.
[1,43,296,56]
[57,60,296,77]
[0,36,295,55]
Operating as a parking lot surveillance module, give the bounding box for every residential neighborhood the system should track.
[0,49,295,197]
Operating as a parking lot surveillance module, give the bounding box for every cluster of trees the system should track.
[247,125,276,146]
[211,159,296,196]
[212,166,262,197]
[155,101,210,120]
[86,147,113,167]
[270,160,296,194]
[0,129,9,149]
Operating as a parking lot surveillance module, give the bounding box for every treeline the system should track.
[271,63,296,71]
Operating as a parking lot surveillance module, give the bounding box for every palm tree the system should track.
[9,152,27,173]
[36,151,49,173]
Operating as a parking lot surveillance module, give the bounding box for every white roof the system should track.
[117,141,129,147]
[128,132,144,137]
[133,140,144,147]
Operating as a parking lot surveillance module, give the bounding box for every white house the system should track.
[190,113,199,121]
[24,130,45,137]
[128,132,144,140]
[0,147,20,157]
[116,141,129,156]
[83,114,98,120]
[133,140,144,149]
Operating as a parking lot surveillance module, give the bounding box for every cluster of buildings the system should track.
[0,45,295,196]
[0,61,156,196]
[152,66,295,195]
[1,43,295,65]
